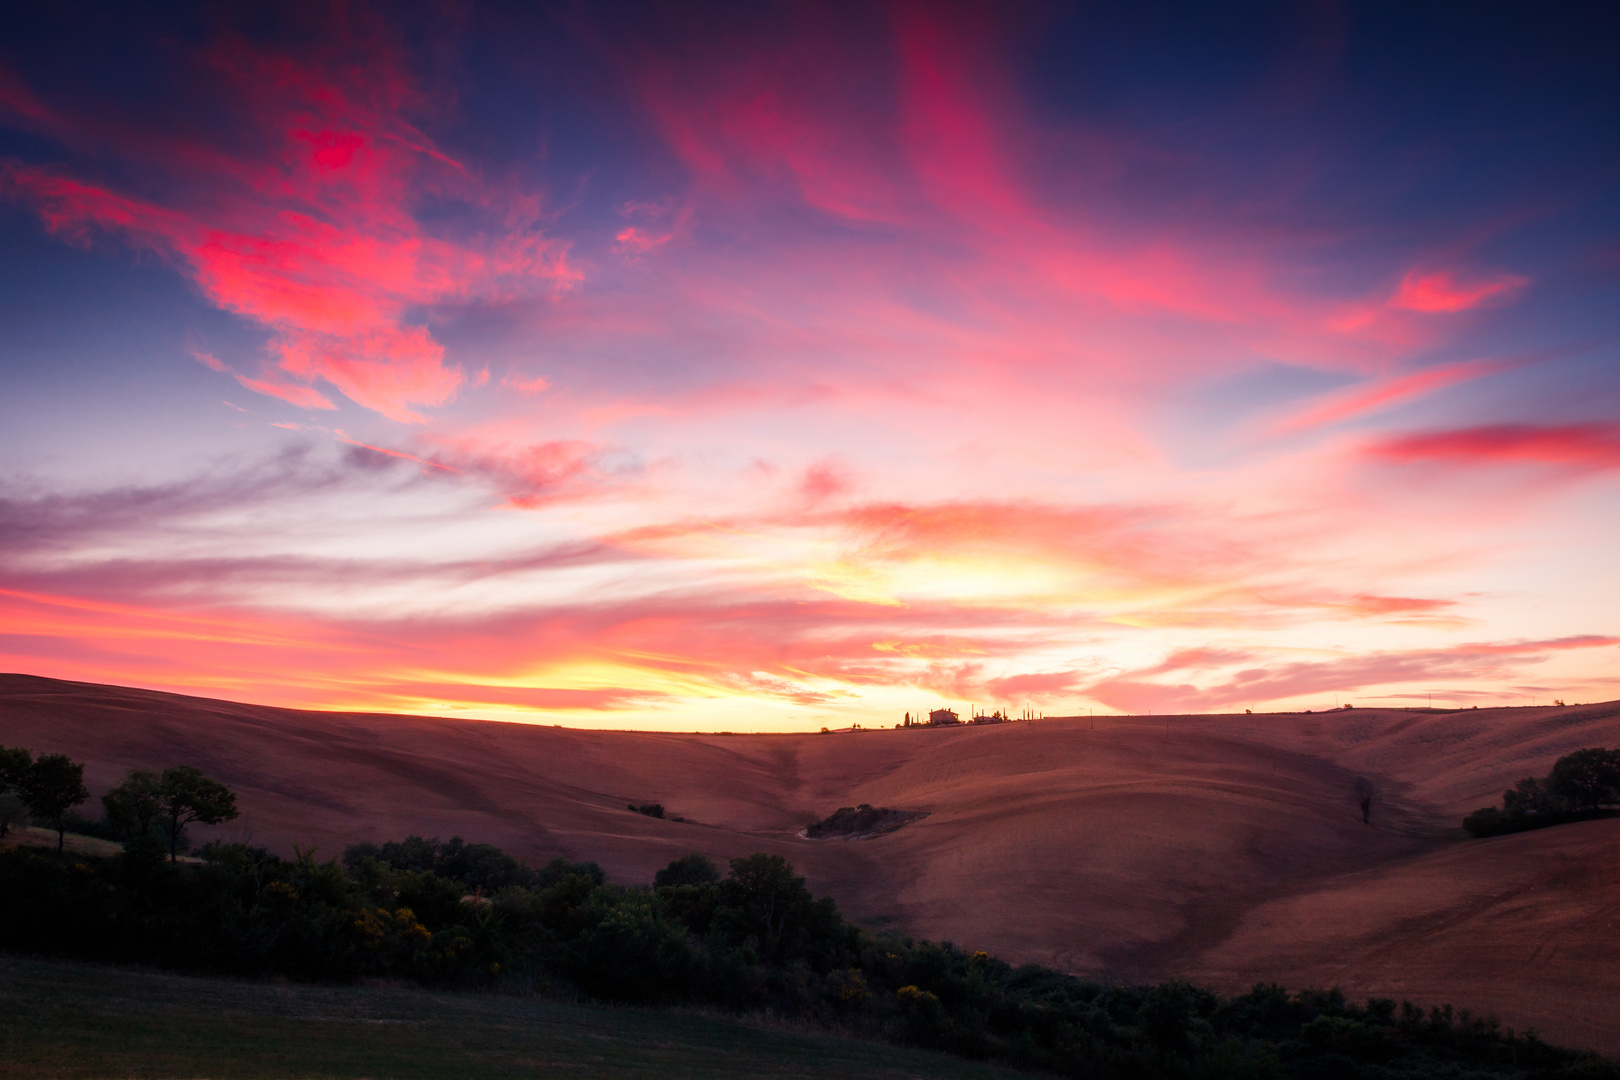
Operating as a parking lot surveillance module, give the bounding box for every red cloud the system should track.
[1369,424,1620,471]
[1270,359,1500,434]
[0,22,575,423]
[295,129,365,171]
[1390,269,1527,313]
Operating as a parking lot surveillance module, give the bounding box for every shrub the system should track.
[805,804,913,838]
[1549,749,1620,812]
[1464,748,1619,836]
[654,852,719,887]
[897,984,948,1042]
[343,836,536,892]
[571,896,691,1002]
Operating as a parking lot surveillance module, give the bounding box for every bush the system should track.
[1549,749,1620,812]
[571,895,691,1002]
[1464,748,1619,836]
[654,852,719,887]
[342,836,536,892]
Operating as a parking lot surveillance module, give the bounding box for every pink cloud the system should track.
[609,1,1453,410]
[798,459,853,504]
[615,227,671,255]
[982,669,1082,700]
[1269,359,1501,435]
[0,23,576,423]
[403,433,606,509]
[1390,268,1528,313]
[232,371,337,411]
[629,14,913,226]
[334,432,461,474]
[1369,424,1620,471]
[1339,594,1456,618]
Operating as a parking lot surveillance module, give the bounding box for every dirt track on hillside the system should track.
[3,673,1618,1054]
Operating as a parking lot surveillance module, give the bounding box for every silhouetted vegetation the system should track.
[1464,747,1620,837]
[805,803,920,838]
[0,745,90,851]
[342,835,539,892]
[0,747,32,840]
[0,827,1612,1078]
[653,852,720,887]
[628,802,665,818]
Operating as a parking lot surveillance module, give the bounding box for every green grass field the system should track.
[0,955,1028,1079]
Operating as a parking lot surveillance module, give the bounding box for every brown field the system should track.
[2,673,1618,1055]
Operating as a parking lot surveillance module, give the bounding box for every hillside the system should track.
[3,673,1618,1054]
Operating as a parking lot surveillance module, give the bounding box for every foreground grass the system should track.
[0,954,1027,1080]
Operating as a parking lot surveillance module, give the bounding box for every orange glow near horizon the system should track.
[2,5,1618,728]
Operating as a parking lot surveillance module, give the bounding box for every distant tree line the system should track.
[3,823,1616,1076]
[1464,747,1620,838]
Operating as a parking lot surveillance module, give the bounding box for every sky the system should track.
[1,1,1618,730]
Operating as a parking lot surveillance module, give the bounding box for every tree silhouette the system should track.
[1548,749,1620,812]
[21,753,90,851]
[0,746,32,839]
[0,745,30,790]
[103,769,164,840]
[158,766,239,861]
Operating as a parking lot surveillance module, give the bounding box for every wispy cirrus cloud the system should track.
[1266,360,1503,436]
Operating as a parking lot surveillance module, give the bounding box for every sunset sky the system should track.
[2,2,1617,729]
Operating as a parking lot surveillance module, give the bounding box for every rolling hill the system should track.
[2,672,1617,1054]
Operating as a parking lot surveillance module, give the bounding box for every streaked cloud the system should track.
[0,3,1615,724]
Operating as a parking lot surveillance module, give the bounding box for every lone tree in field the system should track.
[103,769,164,841]
[158,766,239,861]
[1353,776,1377,824]
[20,753,90,851]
